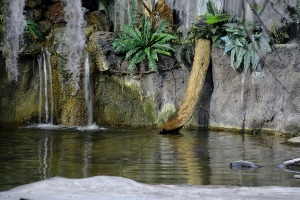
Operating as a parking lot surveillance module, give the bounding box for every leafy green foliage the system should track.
[220,19,271,71]
[24,18,45,41]
[249,0,260,13]
[292,0,300,24]
[269,20,289,44]
[189,0,229,43]
[171,28,194,69]
[112,14,175,74]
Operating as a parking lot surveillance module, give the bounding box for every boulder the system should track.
[85,10,112,32]
[38,20,53,35]
[32,7,42,21]
[20,32,42,56]
[86,31,122,72]
[45,2,64,23]
[25,0,41,8]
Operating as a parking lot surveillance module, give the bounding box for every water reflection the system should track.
[1,126,300,191]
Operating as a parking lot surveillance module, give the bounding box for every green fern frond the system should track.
[155,20,169,33]
[251,50,259,69]
[112,14,174,74]
[206,14,229,24]
[250,0,260,12]
[128,50,147,74]
[152,43,174,52]
[243,49,251,71]
[147,54,158,73]
[122,25,142,42]
[153,48,172,56]
[206,0,218,16]
[141,15,151,44]
[235,46,246,69]
[230,47,236,69]
[125,47,140,60]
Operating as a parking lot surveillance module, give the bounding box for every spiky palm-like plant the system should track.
[112,14,175,74]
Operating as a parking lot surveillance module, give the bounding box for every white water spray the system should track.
[38,49,54,124]
[3,0,26,82]
[61,0,87,92]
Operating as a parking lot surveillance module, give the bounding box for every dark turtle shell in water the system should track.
[230,160,261,170]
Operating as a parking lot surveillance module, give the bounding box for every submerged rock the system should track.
[287,137,300,145]
[277,158,300,173]
[230,160,261,170]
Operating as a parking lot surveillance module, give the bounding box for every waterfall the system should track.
[110,0,226,29]
[108,0,143,31]
[84,51,93,126]
[77,51,101,130]
[61,0,87,93]
[3,0,26,82]
[38,49,54,125]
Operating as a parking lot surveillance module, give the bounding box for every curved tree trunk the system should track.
[158,38,211,134]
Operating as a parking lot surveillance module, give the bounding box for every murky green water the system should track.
[0,125,300,191]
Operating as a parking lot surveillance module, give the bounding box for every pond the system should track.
[0,125,300,191]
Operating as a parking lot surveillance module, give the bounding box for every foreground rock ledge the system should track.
[1,176,300,200]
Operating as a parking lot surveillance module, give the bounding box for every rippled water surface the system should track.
[1,125,300,191]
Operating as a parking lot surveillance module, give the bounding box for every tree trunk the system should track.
[158,38,211,134]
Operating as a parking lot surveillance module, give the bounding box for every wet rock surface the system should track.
[287,136,300,144]
[230,160,261,170]
[277,158,300,173]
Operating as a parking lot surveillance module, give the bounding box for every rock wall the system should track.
[210,45,300,135]
[0,0,299,135]
[0,54,40,124]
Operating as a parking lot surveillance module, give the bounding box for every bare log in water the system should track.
[158,39,211,134]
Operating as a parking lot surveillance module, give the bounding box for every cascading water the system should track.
[108,0,140,31]
[77,51,100,130]
[111,0,257,30]
[38,49,54,125]
[61,0,87,93]
[84,51,93,127]
[3,0,26,82]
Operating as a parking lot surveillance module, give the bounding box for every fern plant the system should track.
[189,0,229,43]
[112,14,175,74]
[220,18,271,71]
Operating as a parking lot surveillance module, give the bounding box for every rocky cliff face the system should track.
[0,0,299,135]
[210,45,300,135]
[0,0,213,128]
